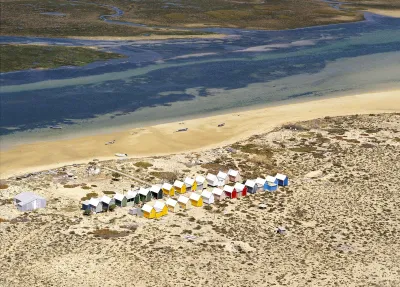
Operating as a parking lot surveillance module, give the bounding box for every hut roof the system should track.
[142,204,154,213]
[14,192,45,205]
[245,180,256,188]
[228,169,239,177]
[178,195,190,204]
[100,195,112,204]
[150,185,162,193]
[126,190,138,199]
[195,175,206,183]
[206,173,218,182]
[184,177,195,186]
[201,190,213,199]
[223,185,234,193]
[88,197,100,206]
[173,180,184,188]
[276,173,287,180]
[162,182,173,190]
[255,177,266,186]
[114,193,126,201]
[265,175,277,183]
[190,193,201,201]
[217,171,228,180]
[166,198,178,207]
[234,182,245,191]
[154,201,166,212]
[139,188,150,196]
[212,188,224,196]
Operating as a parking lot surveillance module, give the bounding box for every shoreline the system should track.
[1,89,399,179]
[66,34,228,41]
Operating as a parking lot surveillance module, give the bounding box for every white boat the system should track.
[115,153,128,157]
[50,126,62,129]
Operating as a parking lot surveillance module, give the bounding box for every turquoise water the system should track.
[0,13,399,148]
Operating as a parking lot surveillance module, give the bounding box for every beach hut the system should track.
[228,169,241,182]
[264,182,278,192]
[173,180,186,194]
[14,192,46,212]
[234,182,247,197]
[114,193,127,207]
[87,198,102,213]
[245,180,257,194]
[206,173,219,187]
[139,188,152,202]
[195,175,207,191]
[276,173,289,186]
[166,198,179,213]
[150,185,163,199]
[189,193,203,207]
[212,187,226,201]
[126,190,140,205]
[142,204,156,219]
[277,226,287,235]
[265,175,278,185]
[201,190,214,205]
[223,185,237,199]
[255,177,266,192]
[100,195,115,211]
[162,183,175,197]
[178,195,191,210]
[154,201,168,218]
[184,177,197,192]
[217,171,229,186]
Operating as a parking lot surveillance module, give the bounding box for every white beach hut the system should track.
[201,190,214,205]
[206,173,219,187]
[166,198,179,213]
[211,187,226,201]
[217,171,229,186]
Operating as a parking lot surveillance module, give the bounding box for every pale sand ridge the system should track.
[0,90,399,178]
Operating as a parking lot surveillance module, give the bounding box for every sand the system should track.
[67,34,227,41]
[1,113,399,286]
[1,89,399,179]
[366,9,400,18]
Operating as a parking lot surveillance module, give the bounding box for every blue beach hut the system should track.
[264,182,278,192]
[265,175,278,185]
[275,173,289,186]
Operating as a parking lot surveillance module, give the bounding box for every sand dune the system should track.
[1,90,399,179]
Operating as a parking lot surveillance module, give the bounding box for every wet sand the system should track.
[0,89,399,179]
[366,9,400,18]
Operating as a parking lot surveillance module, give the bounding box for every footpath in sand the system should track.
[1,90,399,178]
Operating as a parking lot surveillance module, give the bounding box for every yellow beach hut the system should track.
[142,204,156,219]
[162,183,175,196]
[178,195,191,210]
[184,177,197,192]
[189,193,203,207]
[173,180,186,194]
[154,201,168,218]
[166,198,179,213]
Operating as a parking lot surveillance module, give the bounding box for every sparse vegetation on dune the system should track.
[0,113,399,286]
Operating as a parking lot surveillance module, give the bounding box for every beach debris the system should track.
[183,234,197,241]
[105,140,116,145]
[115,153,128,157]
[218,123,225,127]
[258,203,267,209]
[226,147,237,153]
[176,128,188,132]
[277,226,287,235]
[49,125,62,129]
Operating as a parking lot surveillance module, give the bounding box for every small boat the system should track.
[50,126,62,129]
[176,128,188,132]
[115,153,128,157]
[105,140,116,145]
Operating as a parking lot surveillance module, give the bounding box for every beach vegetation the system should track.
[0,44,125,73]
[92,228,129,239]
[83,209,92,216]
[0,184,9,189]
[134,161,153,168]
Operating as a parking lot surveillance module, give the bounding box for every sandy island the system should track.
[1,89,399,179]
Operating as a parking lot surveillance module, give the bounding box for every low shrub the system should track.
[134,161,153,168]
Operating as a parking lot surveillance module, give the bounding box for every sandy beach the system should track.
[1,89,399,179]
[366,9,400,18]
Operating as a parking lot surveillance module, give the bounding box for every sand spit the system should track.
[1,90,399,179]
[67,34,227,41]
[366,9,400,18]
[0,113,399,286]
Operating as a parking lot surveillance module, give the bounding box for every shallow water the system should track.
[0,13,399,148]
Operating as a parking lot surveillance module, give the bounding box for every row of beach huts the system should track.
[81,169,289,219]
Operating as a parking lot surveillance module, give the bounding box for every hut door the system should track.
[32,200,37,209]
